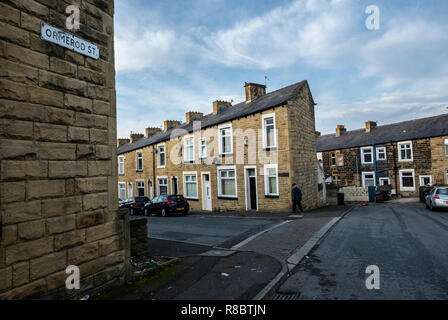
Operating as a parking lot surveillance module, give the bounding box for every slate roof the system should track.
[317,113,448,152]
[117,80,308,155]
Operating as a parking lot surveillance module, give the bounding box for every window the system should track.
[158,177,168,195]
[361,147,374,165]
[118,156,124,175]
[136,152,143,171]
[264,164,279,196]
[217,166,237,198]
[399,169,415,191]
[136,181,145,196]
[262,113,276,149]
[219,124,232,155]
[419,175,432,186]
[376,147,387,161]
[445,139,448,156]
[184,174,198,199]
[336,154,344,166]
[118,182,126,200]
[398,141,413,162]
[128,182,133,198]
[331,153,336,166]
[158,145,166,168]
[446,169,448,184]
[379,177,390,186]
[184,137,194,162]
[362,172,376,187]
[200,138,207,159]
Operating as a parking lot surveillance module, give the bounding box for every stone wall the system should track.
[130,218,148,257]
[430,135,448,185]
[0,0,128,299]
[339,186,369,202]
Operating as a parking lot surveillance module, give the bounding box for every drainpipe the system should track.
[372,140,377,186]
[153,146,157,197]
[392,141,399,197]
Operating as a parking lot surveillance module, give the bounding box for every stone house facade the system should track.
[117,81,321,213]
[317,114,448,197]
[0,0,128,299]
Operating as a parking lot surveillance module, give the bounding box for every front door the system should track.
[203,174,212,211]
[246,168,257,210]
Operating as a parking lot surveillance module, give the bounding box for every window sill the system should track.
[119,173,125,176]
[398,159,413,162]
[157,166,166,169]
[136,170,143,173]
[217,196,238,200]
[184,161,194,164]
[185,197,199,201]
[220,153,233,157]
[263,147,277,151]
[265,195,279,199]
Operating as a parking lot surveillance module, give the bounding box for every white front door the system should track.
[203,174,212,211]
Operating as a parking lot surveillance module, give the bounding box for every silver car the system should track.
[425,186,448,211]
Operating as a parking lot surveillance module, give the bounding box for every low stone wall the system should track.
[339,186,369,202]
[130,218,148,257]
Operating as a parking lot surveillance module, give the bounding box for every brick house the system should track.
[117,81,321,213]
[317,114,448,197]
[0,0,128,299]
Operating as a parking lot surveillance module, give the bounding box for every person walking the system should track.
[292,183,303,213]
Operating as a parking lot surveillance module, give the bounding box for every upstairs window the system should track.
[361,147,374,165]
[200,138,207,159]
[376,147,387,161]
[158,145,166,167]
[136,152,143,171]
[118,156,124,175]
[219,124,232,155]
[184,137,194,162]
[330,153,336,166]
[262,113,276,149]
[445,139,448,156]
[336,154,344,166]
[398,141,413,162]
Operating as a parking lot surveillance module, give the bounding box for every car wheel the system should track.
[182,210,189,216]
[130,208,134,216]
[161,208,167,217]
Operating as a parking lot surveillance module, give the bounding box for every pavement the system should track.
[107,205,353,300]
[276,203,448,299]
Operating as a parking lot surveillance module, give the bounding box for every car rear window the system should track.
[168,195,184,201]
[436,189,448,195]
[135,197,149,202]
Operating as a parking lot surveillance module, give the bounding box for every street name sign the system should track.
[40,22,100,60]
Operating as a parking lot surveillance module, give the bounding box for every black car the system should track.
[144,195,189,217]
[119,197,150,215]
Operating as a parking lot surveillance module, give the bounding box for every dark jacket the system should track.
[292,187,302,203]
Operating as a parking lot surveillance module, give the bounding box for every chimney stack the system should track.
[244,82,266,102]
[365,121,377,132]
[130,132,144,143]
[117,138,130,147]
[335,125,346,137]
[186,111,204,123]
[213,100,232,114]
[315,131,321,137]
[164,120,182,131]
[145,127,162,137]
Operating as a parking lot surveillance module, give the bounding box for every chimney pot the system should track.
[244,82,266,102]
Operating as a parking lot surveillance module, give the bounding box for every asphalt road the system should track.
[145,214,283,248]
[278,204,448,299]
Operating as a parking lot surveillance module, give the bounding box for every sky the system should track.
[114,0,448,138]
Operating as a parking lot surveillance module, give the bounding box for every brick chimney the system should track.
[213,100,232,114]
[130,132,144,143]
[164,120,182,131]
[335,125,346,137]
[186,111,204,123]
[145,127,162,137]
[365,121,377,132]
[117,138,130,147]
[244,82,266,102]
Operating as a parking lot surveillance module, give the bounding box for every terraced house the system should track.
[317,114,448,197]
[117,81,321,213]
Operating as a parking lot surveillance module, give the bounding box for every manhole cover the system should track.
[272,293,299,300]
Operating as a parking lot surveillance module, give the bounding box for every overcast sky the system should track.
[114,0,448,138]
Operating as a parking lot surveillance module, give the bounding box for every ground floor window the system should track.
[399,170,415,191]
[128,182,133,198]
[136,181,145,196]
[158,177,168,195]
[118,182,126,200]
[362,172,376,187]
[379,177,390,186]
[419,175,432,187]
[264,164,279,196]
[218,166,237,198]
[184,174,198,199]
[446,169,448,184]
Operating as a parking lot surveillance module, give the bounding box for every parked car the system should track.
[144,194,189,217]
[119,197,150,215]
[425,185,448,211]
